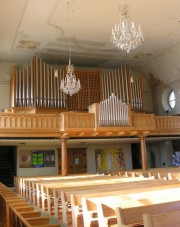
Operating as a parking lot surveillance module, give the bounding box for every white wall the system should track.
[148,142,162,168]
[0,82,10,111]
[13,140,177,177]
[164,141,174,167]
[0,62,16,111]
[141,75,154,113]
[16,145,59,177]
[147,141,174,168]
[16,142,133,176]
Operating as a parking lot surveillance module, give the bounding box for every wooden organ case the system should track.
[10,56,143,113]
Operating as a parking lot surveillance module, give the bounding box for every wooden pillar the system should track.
[140,136,148,171]
[61,138,68,176]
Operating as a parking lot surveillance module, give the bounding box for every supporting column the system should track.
[61,138,68,176]
[140,136,148,171]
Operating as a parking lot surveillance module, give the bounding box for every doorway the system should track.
[58,148,87,174]
[0,146,16,187]
[131,143,142,169]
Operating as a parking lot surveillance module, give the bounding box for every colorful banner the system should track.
[95,148,125,173]
[19,150,55,168]
[19,150,32,168]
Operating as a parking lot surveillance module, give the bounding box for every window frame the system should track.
[168,90,176,109]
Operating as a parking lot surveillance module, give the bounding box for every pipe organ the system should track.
[11,56,101,112]
[10,56,143,113]
[98,93,130,127]
[12,57,67,109]
[102,65,143,111]
[130,75,143,110]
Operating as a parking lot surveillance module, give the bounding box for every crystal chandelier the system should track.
[60,1,81,96]
[60,58,81,96]
[110,1,144,53]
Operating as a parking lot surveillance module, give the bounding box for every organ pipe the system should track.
[102,64,143,111]
[11,57,142,112]
[98,93,129,127]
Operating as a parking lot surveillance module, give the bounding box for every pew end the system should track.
[82,197,98,227]
[70,193,83,227]
[97,203,117,227]
[143,209,180,227]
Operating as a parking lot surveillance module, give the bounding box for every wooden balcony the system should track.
[0,108,180,138]
[0,112,60,137]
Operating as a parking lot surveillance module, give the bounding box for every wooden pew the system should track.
[68,180,179,225]
[81,185,180,227]
[31,178,176,224]
[116,200,180,227]
[143,209,180,227]
[17,168,178,206]
[82,197,117,227]
[16,175,155,224]
[25,174,121,205]
[15,170,180,226]
[124,167,180,180]
[51,177,159,221]
[22,173,154,206]
[15,174,104,198]
[0,183,61,227]
[37,176,154,215]
[8,203,61,227]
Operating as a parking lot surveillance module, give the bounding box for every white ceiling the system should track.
[0,136,179,146]
[1,0,180,83]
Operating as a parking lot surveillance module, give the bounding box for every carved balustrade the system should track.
[132,113,156,130]
[154,116,180,130]
[60,112,95,132]
[0,113,59,129]
[0,111,179,137]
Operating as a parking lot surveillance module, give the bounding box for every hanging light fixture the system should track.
[60,51,81,96]
[60,1,81,96]
[110,1,144,53]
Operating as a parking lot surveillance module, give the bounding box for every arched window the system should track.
[168,90,176,109]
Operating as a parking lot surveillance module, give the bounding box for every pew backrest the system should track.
[116,200,180,226]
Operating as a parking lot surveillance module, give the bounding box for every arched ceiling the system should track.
[1,0,180,83]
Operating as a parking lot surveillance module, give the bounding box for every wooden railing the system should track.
[154,116,180,130]
[60,112,95,132]
[132,113,156,130]
[0,110,180,137]
[0,113,60,129]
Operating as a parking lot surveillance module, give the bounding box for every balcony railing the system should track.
[0,108,180,137]
[0,113,60,129]
[154,116,180,130]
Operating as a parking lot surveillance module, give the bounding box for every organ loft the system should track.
[4,56,180,175]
